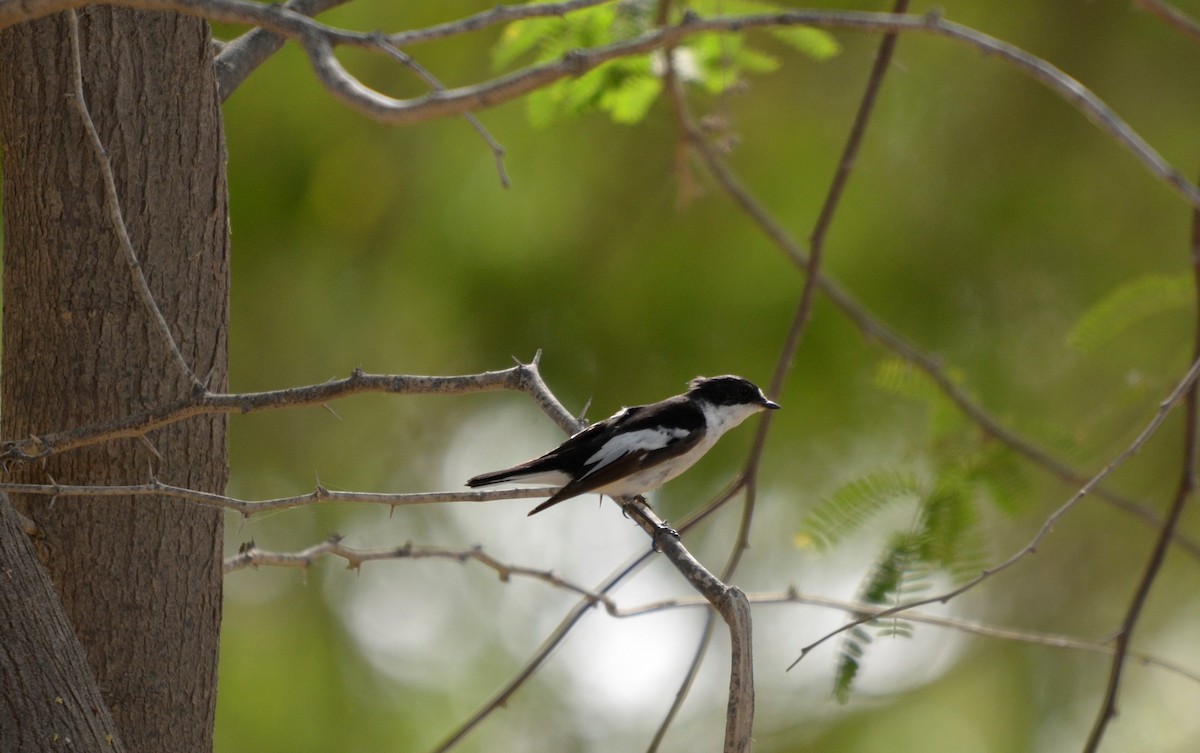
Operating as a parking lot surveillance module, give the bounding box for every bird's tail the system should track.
[466,469,520,487]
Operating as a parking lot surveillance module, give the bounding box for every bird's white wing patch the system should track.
[580,427,691,478]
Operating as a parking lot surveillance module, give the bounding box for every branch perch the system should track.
[0,356,576,465]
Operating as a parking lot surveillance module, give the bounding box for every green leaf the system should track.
[860,532,921,603]
[797,469,924,551]
[768,27,840,60]
[964,444,1030,517]
[491,17,559,70]
[1068,273,1191,352]
[833,534,921,703]
[491,5,618,70]
[601,74,663,123]
[916,477,979,569]
[688,0,840,61]
[873,357,946,404]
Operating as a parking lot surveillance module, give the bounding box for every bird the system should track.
[467,375,780,516]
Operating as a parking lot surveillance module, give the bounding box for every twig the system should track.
[0,479,557,516]
[65,8,203,391]
[1133,0,1200,44]
[375,38,510,188]
[1081,171,1200,753]
[789,352,1200,669]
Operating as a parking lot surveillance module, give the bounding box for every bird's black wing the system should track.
[465,406,650,487]
[527,398,706,515]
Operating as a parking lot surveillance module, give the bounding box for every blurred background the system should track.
[214,1,1200,751]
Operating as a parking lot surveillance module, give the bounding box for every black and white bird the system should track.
[467,375,780,516]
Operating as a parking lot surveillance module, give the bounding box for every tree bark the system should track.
[0,493,129,752]
[0,8,230,753]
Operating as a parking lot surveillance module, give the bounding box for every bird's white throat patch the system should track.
[700,400,765,437]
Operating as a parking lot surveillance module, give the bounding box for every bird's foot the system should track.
[650,522,680,552]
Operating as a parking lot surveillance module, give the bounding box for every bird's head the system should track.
[687,375,780,412]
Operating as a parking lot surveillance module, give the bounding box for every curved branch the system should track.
[2,2,1195,208]
[215,0,349,101]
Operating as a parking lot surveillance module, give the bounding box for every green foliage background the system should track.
[214,1,1200,752]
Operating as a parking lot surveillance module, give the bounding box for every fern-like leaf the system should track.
[833,533,921,703]
[798,469,924,551]
[1068,273,1191,352]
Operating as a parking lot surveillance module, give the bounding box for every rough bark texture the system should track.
[0,8,230,753]
[0,493,129,752]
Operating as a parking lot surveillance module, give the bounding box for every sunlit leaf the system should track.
[768,27,840,60]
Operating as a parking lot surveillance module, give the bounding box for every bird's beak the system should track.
[763,399,781,410]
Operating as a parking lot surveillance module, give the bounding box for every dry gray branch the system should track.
[0,355,577,464]
[626,589,1200,686]
[226,538,1200,686]
[215,0,349,100]
[0,479,558,516]
[224,536,619,611]
[1,3,1195,209]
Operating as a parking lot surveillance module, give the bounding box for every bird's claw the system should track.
[651,522,680,552]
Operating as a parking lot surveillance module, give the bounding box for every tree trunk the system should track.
[0,8,230,753]
[0,492,128,752]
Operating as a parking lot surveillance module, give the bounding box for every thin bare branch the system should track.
[375,38,510,188]
[65,9,203,391]
[1133,0,1200,44]
[0,355,578,465]
[621,589,1200,686]
[0,479,557,516]
[789,352,1200,669]
[231,535,1200,688]
[1082,171,1200,753]
[224,536,619,609]
[430,549,656,753]
[5,3,1196,209]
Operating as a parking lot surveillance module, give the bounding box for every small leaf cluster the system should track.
[491,0,839,126]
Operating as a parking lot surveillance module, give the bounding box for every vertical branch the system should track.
[647,4,909,749]
[1081,175,1200,753]
[740,0,912,545]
